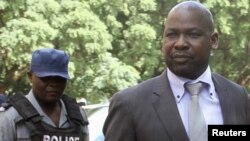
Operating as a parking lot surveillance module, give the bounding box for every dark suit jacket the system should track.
[103,70,248,141]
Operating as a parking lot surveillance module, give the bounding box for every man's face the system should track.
[28,73,67,104]
[162,7,218,79]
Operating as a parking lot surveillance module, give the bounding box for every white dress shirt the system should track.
[167,66,223,135]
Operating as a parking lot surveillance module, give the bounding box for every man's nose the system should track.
[174,35,188,49]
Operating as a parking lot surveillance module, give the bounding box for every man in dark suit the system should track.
[103,1,249,141]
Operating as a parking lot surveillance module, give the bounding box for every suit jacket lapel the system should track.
[152,70,189,141]
[212,74,236,124]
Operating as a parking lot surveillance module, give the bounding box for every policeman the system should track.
[0,48,89,141]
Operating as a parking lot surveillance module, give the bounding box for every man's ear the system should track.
[211,32,219,49]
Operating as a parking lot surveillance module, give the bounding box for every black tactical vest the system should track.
[8,93,88,141]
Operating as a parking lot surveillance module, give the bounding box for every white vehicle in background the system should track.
[83,102,109,141]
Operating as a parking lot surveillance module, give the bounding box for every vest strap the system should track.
[62,95,88,125]
[9,93,42,123]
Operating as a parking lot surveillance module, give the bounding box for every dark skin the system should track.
[28,72,67,127]
[162,1,218,80]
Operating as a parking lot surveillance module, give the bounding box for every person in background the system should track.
[0,84,8,106]
[0,48,89,141]
[103,1,249,141]
[0,93,7,106]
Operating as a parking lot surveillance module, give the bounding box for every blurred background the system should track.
[0,0,249,105]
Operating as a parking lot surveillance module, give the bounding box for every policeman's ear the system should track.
[27,71,33,83]
[211,32,218,49]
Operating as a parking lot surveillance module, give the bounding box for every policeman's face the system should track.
[162,6,218,79]
[28,72,67,104]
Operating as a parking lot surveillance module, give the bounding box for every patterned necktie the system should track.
[186,82,207,141]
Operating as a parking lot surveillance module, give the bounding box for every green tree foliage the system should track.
[0,0,249,103]
[205,0,250,89]
[0,0,140,103]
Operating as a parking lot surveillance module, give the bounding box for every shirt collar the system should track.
[167,66,216,102]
